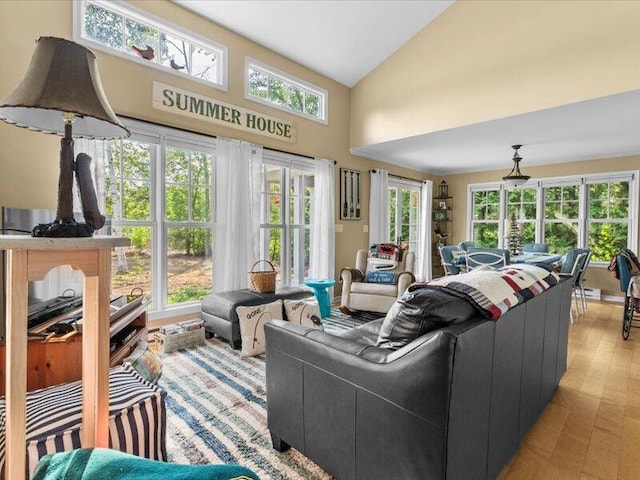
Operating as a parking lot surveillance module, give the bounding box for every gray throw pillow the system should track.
[376,288,478,350]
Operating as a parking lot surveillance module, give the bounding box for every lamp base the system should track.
[32,220,94,238]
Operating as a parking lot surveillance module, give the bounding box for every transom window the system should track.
[246,58,328,124]
[74,0,228,89]
[467,172,638,263]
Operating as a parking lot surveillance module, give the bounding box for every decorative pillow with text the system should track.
[283,298,323,329]
[237,300,283,357]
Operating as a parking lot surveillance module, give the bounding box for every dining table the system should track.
[509,252,563,265]
[451,251,563,269]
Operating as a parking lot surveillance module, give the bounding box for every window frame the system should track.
[258,150,316,287]
[245,57,328,124]
[466,171,639,266]
[387,177,423,256]
[108,118,216,323]
[73,0,228,91]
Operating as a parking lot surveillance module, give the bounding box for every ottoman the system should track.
[201,286,312,348]
[0,365,166,478]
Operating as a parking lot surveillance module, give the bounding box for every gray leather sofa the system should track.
[265,277,572,480]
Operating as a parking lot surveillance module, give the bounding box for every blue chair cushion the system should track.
[365,270,398,284]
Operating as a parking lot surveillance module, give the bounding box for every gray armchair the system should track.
[340,249,415,313]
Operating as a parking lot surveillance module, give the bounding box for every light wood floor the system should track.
[498,300,640,480]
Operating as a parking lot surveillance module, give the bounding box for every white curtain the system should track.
[417,180,433,281]
[309,159,335,281]
[214,137,263,292]
[369,168,389,245]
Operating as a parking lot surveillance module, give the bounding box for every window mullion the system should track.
[536,184,544,244]
[578,179,587,249]
[156,139,167,311]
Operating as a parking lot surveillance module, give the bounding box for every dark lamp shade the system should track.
[0,36,129,139]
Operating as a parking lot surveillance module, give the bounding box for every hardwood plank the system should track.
[505,302,640,480]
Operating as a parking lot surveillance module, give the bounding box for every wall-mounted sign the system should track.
[152,81,296,143]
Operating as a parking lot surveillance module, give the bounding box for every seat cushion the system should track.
[351,282,398,295]
[376,289,478,350]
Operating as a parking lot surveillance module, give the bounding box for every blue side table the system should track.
[304,278,336,318]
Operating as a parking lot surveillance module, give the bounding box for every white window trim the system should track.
[73,0,229,91]
[114,118,216,323]
[388,177,422,256]
[466,170,639,266]
[260,149,315,286]
[245,57,328,124]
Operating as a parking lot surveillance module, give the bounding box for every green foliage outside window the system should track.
[247,66,323,121]
[83,1,219,84]
[471,180,631,261]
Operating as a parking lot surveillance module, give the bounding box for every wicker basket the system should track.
[248,260,277,293]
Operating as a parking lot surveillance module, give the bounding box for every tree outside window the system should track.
[471,189,500,247]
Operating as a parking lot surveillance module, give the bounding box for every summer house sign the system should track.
[152,81,296,143]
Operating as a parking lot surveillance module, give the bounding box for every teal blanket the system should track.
[32,448,259,480]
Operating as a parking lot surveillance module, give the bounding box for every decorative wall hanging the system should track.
[152,81,296,143]
[340,168,361,220]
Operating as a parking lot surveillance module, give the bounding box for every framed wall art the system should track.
[340,168,361,220]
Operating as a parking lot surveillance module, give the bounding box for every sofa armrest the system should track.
[265,319,457,425]
[396,271,416,298]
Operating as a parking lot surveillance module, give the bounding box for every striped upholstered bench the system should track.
[0,364,166,478]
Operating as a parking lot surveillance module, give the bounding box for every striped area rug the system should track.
[159,309,379,479]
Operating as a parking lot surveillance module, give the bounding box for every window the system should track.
[246,58,328,123]
[75,0,228,89]
[105,119,216,319]
[507,187,537,244]
[388,181,421,253]
[470,188,501,247]
[543,184,580,253]
[258,153,314,286]
[467,171,638,264]
[586,179,630,262]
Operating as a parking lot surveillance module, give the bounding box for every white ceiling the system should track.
[173,1,640,175]
[173,0,454,87]
[351,89,640,175]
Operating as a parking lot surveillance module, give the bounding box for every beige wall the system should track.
[350,0,640,149]
[0,0,426,321]
[441,154,640,298]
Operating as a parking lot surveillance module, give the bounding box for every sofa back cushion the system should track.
[376,289,478,350]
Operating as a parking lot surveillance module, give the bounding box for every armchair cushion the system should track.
[376,289,478,350]
[365,271,399,284]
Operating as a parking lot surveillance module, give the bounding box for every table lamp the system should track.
[0,36,129,237]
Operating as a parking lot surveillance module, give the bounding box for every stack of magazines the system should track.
[156,319,205,353]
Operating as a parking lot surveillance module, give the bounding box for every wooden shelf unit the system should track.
[0,301,147,394]
[433,195,453,277]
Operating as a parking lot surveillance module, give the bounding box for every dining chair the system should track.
[575,250,593,314]
[438,245,461,275]
[522,243,549,253]
[560,248,591,323]
[466,247,510,270]
[458,241,476,252]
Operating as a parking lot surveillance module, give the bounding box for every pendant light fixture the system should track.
[502,144,530,188]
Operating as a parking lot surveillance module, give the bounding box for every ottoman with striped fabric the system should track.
[0,364,166,478]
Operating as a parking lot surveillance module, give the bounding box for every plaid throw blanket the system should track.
[411,264,560,321]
